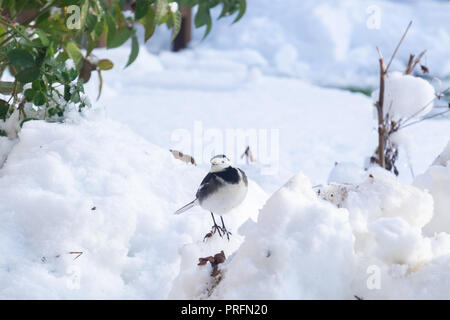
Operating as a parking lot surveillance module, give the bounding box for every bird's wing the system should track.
[238,168,248,186]
[196,172,225,200]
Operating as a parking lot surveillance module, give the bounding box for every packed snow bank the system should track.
[170,173,356,299]
[171,163,450,299]
[414,141,450,236]
[0,110,267,299]
[1,111,449,299]
[0,136,16,168]
[207,173,356,299]
[431,141,450,167]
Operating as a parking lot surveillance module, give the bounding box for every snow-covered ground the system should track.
[1,0,450,299]
[149,0,450,89]
[0,111,267,299]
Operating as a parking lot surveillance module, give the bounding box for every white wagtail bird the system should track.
[174,155,248,240]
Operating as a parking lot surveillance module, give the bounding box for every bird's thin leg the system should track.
[220,216,231,241]
[210,212,223,237]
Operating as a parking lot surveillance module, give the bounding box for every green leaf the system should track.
[155,0,169,24]
[158,12,170,25]
[135,0,151,20]
[105,14,117,45]
[195,4,212,39]
[171,10,182,41]
[219,0,230,18]
[0,24,7,41]
[107,27,132,49]
[0,81,17,95]
[86,33,97,56]
[64,85,71,101]
[24,88,36,102]
[0,99,9,120]
[80,0,89,28]
[20,117,39,127]
[15,66,40,83]
[97,59,114,70]
[32,80,43,91]
[64,42,83,67]
[68,68,78,81]
[33,91,46,106]
[56,51,69,64]
[7,49,35,68]
[125,33,139,68]
[36,30,49,46]
[94,16,105,38]
[86,13,98,33]
[233,0,246,23]
[141,6,155,42]
[60,0,82,6]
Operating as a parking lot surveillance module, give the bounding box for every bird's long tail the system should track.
[174,199,198,215]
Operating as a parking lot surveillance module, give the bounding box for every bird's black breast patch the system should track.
[196,167,244,202]
[215,167,241,184]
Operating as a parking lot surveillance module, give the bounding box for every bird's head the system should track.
[210,154,231,172]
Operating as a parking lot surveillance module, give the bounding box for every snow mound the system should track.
[171,165,450,299]
[172,173,357,299]
[345,168,433,233]
[327,161,366,185]
[372,72,435,121]
[0,110,267,299]
[0,136,16,168]
[432,141,450,167]
[414,140,450,235]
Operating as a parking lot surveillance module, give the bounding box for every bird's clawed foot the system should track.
[204,212,232,241]
[203,224,223,241]
[221,227,232,241]
[203,225,232,241]
[220,216,231,241]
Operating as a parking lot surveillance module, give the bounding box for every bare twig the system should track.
[376,49,387,168]
[69,251,83,260]
[400,109,450,129]
[385,20,412,72]
[400,87,450,125]
[405,50,427,75]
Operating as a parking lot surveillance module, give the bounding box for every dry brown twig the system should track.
[69,251,83,260]
[405,50,427,75]
[240,146,256,164]
[169,149,196,166]
[373,21,422,172]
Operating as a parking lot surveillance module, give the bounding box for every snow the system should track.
[205,173,356,299]
[171,166,450,299]
[414,151,450,236]
[0,110,267,299]
[432,141,450,167]
[327,162,366,185]
[148,0,450,88]
[372,71,436,121]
